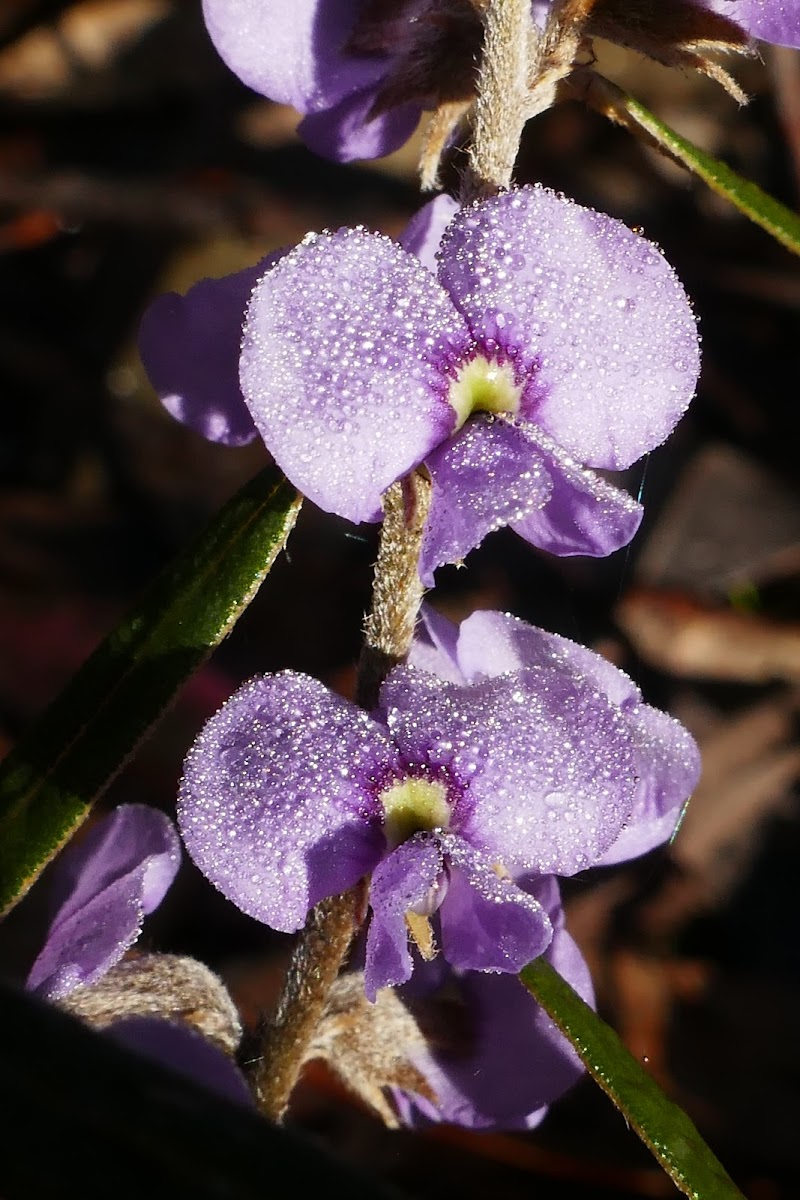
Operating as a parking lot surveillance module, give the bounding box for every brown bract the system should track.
[345,0,755,186]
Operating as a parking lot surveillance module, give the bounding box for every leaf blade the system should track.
[0,466,301,915]
[520,957,746,1199]
[587,74,800,256]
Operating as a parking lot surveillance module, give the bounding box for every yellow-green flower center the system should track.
[447,355,522,431]
[379,777,450,849]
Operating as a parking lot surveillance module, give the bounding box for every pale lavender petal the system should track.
[365,835,445,1000]
[438,835,552,973]
[139,257,285,447]
[110,1018,255,1108]
[397,876,593,1129]
[438,187,699,470]
[455,609,639,705]
[407,604,465,683]
[510,426,643,557]
[178,673,391,932]
[399,194,460,273]
[299,89,421,161]
[379,667,637,874]
[202,0,385,111]
[240,228,467,522]
[420,417,552,585]
[598,704,701,865]
[706,0,800,46]
[27,806,181,1000]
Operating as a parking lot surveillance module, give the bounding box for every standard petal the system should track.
[398,194,460,274]
[178,673,392,932]
[598,703,701,865]
[379,666,637,875]
[420,416,552,586]
[706,0,800,46]
[365,835,445,1000]
[438,835,552,974]
[396,876,593,1129]
[438,187,699,470]
[299,88,421,161]
[455,609,639,705]
[202,0,385,111]
[240,228,467,522]
[139,260,279,447]
[26,805,181,1000]
[510,426,643,557]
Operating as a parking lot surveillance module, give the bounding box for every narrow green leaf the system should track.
[0,466,301,916]
[520,957,746,1200]
[594,74,800,256]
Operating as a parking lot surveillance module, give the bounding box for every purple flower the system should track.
[26,805,181,1001]
[201,0,477,162]
[177,614,699,1000]
[137,196,457,450]
[411,605,701,865]
[239,186,699,581]
[709,0,800,47]
[394,877,594,1129]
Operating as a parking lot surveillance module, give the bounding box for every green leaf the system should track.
[592,74,800,256]
[520,958,746,1199]
[0,466,301,916]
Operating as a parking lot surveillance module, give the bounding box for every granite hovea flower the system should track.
[26,805,181,1001]
[239,186,699,582]
[178,619,699,1000]
[201,0,482,162]
[393,875,594,1129]
[201,1,800,167]
[138,195,457,449]
[410,605,702,864]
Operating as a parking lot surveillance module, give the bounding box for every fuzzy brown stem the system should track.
[356,471,432,710]
[463,0,534,199]
[254,887,362,1121]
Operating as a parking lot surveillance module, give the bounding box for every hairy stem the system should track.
[357,471,432,710]
[464,0,534,199]
[254,887,363,1121]
[255,473,430,1121]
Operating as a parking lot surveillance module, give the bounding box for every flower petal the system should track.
[420,416,552,585]
[706,0,800,46]
[396,876,593,1129]
[598,703,701,865]
[202,0,385,111]
[178,673,391,932]
[398,194,460,274]
[26,805,181,1000]
[438,835,553,973]
[455,609,639,705]
[438,187,699,470]
[510,426,643,557]
[379,666,637,875]
[240,228,467,522]
[139,260,281,446]
[110,1018,255,1108]
[365,835,445,1000]
[299,88,421,161]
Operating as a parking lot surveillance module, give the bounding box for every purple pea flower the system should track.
[26,804,180,1001]
[200,2,800,167]
[177,615,700,1001]
[201,0,468,162]
[393,875,595,1129]
[239,186,699,582]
